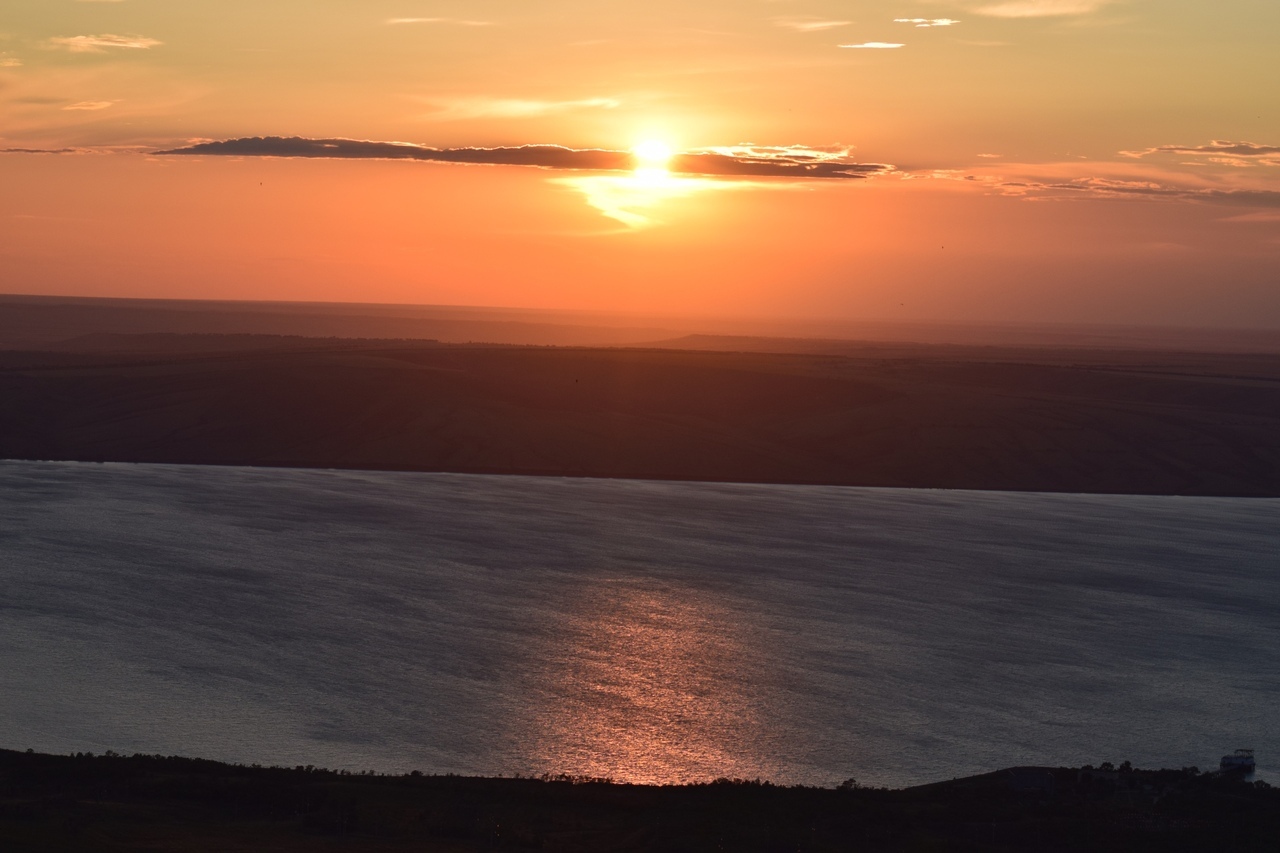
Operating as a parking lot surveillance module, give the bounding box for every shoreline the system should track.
[8,456,1280,500]
[2,748,1274,851]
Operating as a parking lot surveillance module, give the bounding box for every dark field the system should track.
[1,749,1275,852]
[2,333,1279,495]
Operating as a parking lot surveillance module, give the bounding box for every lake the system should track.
[2,460,1276,787]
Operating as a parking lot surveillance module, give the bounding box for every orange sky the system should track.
[2,1,1278,326]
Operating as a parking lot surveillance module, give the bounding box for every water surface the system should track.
[2,461,1276,787]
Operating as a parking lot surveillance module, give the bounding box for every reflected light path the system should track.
[526,579,779,784]
[553,170,741,229]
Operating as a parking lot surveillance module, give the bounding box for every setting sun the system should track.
[632,140,674,170]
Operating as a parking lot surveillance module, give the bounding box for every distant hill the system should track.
[5,293,1280,353]
[2,340,1279,495]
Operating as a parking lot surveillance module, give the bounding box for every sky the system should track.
[2,0,1278,327]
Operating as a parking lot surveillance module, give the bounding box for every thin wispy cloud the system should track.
[0,144,148,155]
[973,1,1111,18]
[993,177,1280,208]
[894,18,961,27]
[838,42,904,49]
[0,58,21,67]
[951,159,1280,209]
[1123,141,1280,159]
[1220,211,1280,223]
[775,19,852,32]
[694,144,854,163]
[158,136,893,180]
[386,18,492,26]
[49,34,162,53]
[675,147,888,179]
[422,97,619,120]
[62,100,117,111]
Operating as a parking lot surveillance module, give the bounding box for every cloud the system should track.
[1220,211,1280,223]
[684,145,887,178]
[0,57,21,67]
[965,173,1280,208]
[422,97,620,120]
[1200,156,1275,168]
[838,42,904,49]
[62,100,116,110]
[972,0,1110,17]
[386,18,492,26]
[926,154,1280,213]
[674,148,887,179]
[49,34,162,53]
[1123,140,1280,159]
[1,144,149,155]
[158,136,893,180]
[775,19,852,32]
[894,18,961,27]
[694,144,852,161]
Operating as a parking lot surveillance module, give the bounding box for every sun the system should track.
[632,140,674,170]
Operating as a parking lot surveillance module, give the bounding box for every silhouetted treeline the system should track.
[1,748,1275,851]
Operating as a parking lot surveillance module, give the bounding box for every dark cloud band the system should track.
[158,136,892,180]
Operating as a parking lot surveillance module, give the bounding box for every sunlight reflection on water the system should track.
[528,579,773,784]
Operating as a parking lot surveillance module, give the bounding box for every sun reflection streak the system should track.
[552,170,743,229]
[526,580,775,784]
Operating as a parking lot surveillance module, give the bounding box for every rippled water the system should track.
[2,461,1277,788]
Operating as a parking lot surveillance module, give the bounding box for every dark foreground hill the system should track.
[0,749,1275,852]
[2,336,1280,495]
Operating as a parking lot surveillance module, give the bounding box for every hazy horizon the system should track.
[6,292,1280,356]
[8,289,1280,329]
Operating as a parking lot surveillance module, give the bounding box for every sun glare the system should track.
[554,138,747,229]
[632,140,674,170]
